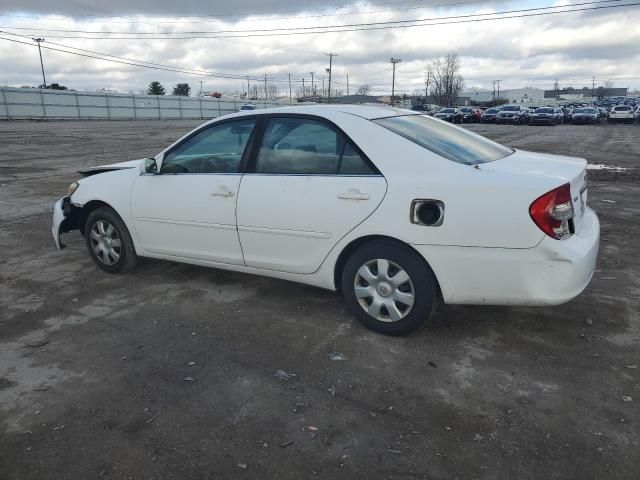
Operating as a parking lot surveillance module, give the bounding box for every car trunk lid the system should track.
[484,149,588,233]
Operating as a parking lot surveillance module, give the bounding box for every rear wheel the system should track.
[341,240,438,336]
[84,207,138,274]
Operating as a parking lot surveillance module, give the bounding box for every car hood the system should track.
[78,159,143,177]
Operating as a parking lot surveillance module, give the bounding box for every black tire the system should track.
[84,206,138,274]
[340,240,438,336]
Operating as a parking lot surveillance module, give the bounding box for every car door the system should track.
[131,118,257,264]
[236,115,387,275]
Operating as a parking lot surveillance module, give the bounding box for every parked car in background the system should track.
[529,107,563,125]
[240,104,256,111]
[635,106,640,122]
[496,105,530,124]
[572,107,600,125]
[597,107,608,120]
[480,107,501,123]
[434,107,462,123]
[411,104,438,115]
[561,107,573,123]
[50,105,600,336]
[608,105,635,123]
[459,106,481,123]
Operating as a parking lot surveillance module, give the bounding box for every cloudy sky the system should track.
[0,0,639,96]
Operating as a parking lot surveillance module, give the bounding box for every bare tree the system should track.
[427,53,465,106]
[267,84,279,100]
[604,80,615,88]
[249,85,259,100]
[357,84,371,95]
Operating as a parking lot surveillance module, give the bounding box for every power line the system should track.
[0,0,482,21]
[0,33,307,84]
[0,1,492,25]
[0,0,627,37]
[1,1,635,40]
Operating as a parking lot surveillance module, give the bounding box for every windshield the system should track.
[439,108,455,113]
[459,107,472,112]
[485,109,499,114]
[502,106,519,111]
[574,108,596,114]
[373,114,513,165]
[535,108,554,113]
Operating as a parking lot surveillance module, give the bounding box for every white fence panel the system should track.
[0,87,288,120]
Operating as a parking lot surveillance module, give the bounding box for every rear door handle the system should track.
[210,186,235,197]
[338,189,370,201]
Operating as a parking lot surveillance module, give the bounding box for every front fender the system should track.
[69,168,142,253]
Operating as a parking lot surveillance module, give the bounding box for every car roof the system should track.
[212,104,414,123]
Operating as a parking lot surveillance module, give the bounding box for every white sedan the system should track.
[52,105,599,335]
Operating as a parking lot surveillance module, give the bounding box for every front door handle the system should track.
[338,189,370,201]
[210,186,235,197]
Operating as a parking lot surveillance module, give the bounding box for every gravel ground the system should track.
[0,119,638,480]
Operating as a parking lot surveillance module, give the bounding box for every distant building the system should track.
[543,87,628,98]
[411,95,471,107]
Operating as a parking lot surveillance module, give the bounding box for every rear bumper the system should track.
[530,118,556,125]
[412,208,600,306]
[572,118,597,124]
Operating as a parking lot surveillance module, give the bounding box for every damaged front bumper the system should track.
[52,196,80,249]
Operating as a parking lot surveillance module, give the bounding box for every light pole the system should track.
[33,38,47,88]
[390,58,401,106]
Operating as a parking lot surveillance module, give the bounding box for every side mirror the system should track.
[140,158,157,174]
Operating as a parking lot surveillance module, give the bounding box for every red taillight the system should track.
[529,183,574,240]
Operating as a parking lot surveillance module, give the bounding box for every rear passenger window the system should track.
[255,118,376,175]
[339,143,375,175]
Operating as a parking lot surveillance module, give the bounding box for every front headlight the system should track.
[68,181,79,196]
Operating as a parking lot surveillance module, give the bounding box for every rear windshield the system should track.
[535,108,555,113]
[502,106,520,111]
[574,108,596,113]
[373,114,513,165]
[613,106,631,111]
[485,109,499,114]
[439,108,455,113]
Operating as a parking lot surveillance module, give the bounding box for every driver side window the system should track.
[161,119,256,174]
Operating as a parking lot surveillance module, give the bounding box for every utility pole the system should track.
[302,77,305,99]
[288,73,292,104]
[346,73,349,96]
[492,80,496,105]
[390,57,401,106]
[247,76,250,100]
[495,79,501,102]
[322,77,325,100]
[325,52,337,104]
[263,74,268,108]
[199,80,203,97]
[310,72,315,102]
[33,38,47,88]
[592,76,596,98]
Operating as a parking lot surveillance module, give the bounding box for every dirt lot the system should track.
[1,120,638,479]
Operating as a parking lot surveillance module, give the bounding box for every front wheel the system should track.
[84,207,138,273]
[341,240,438,335]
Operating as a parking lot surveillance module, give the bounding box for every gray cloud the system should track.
[1,1,639,94]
